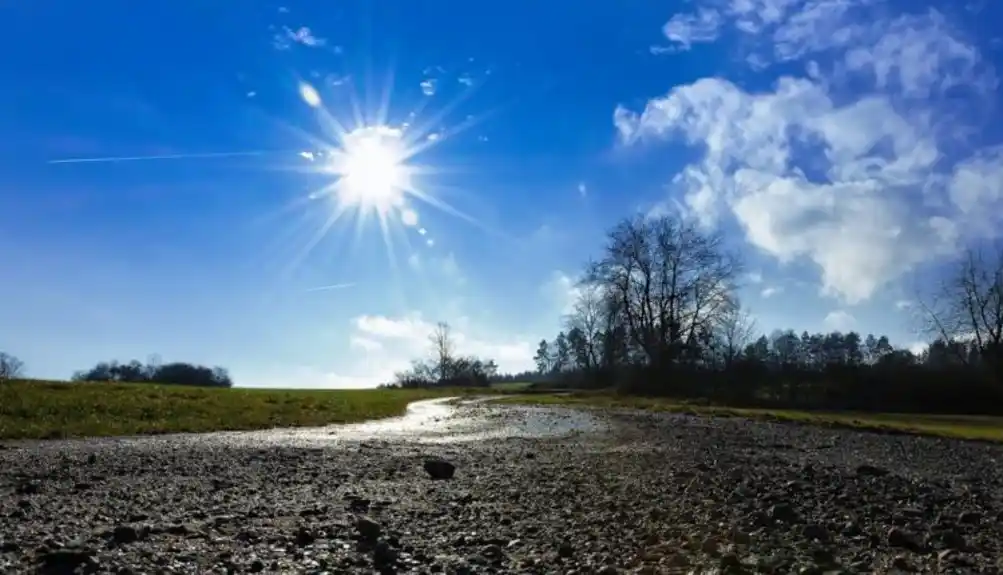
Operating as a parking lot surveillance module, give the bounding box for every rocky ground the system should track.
[3,404,1003,574]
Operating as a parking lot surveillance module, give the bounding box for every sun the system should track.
[327,125,411,214]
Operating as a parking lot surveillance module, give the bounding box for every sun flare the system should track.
[328,126,410,214]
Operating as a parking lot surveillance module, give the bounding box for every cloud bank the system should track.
[621,0,1001,304]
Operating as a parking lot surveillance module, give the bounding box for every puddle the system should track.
[238,397,605,446]
[11,397,605,451]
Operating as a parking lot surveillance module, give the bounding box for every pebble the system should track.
[2,402,1003,573]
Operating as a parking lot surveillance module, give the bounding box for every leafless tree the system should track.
[0,352,25,381]
[918,246,1003,371]
[564,282,605,372]
[588,214,741,366]
[429,321,457,383]
[714,299,757,367]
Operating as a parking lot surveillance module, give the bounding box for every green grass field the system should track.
[494,392,1003,442]
[0,380,465,440]
[488,381,535,392]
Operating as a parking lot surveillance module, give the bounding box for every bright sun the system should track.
[329,126,410,213]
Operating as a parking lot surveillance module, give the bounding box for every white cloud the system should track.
[746,271,764,284]
[617,2,1001,304]
[346,312,536,384]
[355,314,430,341]
[894,299,913,310]
[761,286,783,298]
[543,271,582,315]
[349,335,383,352]
[661,8,723,50]
[273,26,327,50]
[823,310,856,331]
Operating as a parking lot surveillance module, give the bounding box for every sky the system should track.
[1,0,1001,387]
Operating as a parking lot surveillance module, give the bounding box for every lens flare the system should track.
[327,126,410,214]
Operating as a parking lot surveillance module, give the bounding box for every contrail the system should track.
[304,283,356,292]
[47,150,273,165]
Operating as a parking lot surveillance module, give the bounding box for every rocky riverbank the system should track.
[2,404,1003,574]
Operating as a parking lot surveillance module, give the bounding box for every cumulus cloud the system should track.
[760,286,783,298]
[353,313,535,373]
[543,271,582,315]
[823,310,856,331]
[349,335,383,352]
[618,1,1002,304]
[661,8,723,50]
[245,312,537,389]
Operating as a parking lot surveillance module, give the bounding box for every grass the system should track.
[0,380,468,441]
[489,381,535,392]
[494,392,1003,443]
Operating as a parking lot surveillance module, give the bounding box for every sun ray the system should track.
[263,76,504,282]
[399,79,482,152]
[376,63,396,128]
[281,194,352,280]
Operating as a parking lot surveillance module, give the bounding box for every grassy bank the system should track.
[495,392,1003,443]
[0,380,465,440]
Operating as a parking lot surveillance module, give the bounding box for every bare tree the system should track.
[588,214,741,366]
[919,247,1003,372]
[714,299,757,367]
[0,352,25,381]
[429,321,456,383]
[565,282,605,372]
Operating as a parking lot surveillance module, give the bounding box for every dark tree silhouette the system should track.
[0,352,24,381]
[524,214,1003,415]
[390,321,498,388]
[72,359,233,388]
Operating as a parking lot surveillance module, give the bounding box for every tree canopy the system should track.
[72,359,233,388]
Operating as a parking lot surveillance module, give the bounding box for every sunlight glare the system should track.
[299,82,322,108]
[328,126,411,214]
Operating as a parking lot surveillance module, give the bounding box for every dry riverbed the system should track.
[2,399,1003,574]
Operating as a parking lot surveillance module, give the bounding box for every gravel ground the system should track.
[3,402,1003,574]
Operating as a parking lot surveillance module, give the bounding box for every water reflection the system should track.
[240,397,603,446]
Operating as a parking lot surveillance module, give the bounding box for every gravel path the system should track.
[3,400,1003,574]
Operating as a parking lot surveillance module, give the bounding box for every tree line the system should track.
[0,353,233,388]
[529,213,1003,415]
[72,358,233,388]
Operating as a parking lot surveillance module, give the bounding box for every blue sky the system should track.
[1,0,1001,387]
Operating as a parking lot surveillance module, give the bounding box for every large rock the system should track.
[423,458,456,480]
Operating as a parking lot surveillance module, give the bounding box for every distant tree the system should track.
[0,352,25,381]
[533,340,552,374]
[551,332,571,373]
[430,322,456,384]
[920,246,1003,376]
[565,283,605,373]
[72,358,232,387]
[713,301,756,367]
[392,321,498,388]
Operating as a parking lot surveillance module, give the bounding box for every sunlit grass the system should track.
[0,380,467,440]
[494,393,1003,442]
